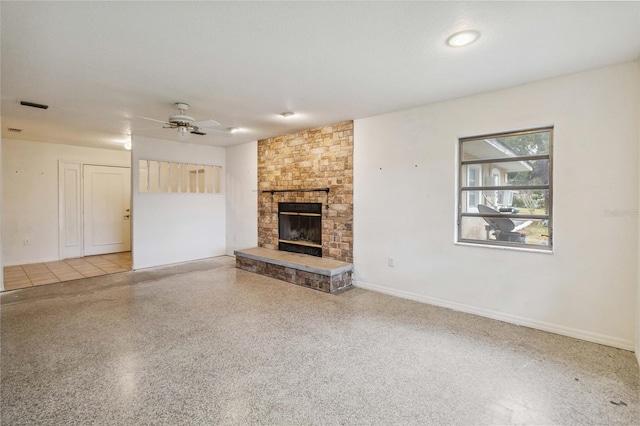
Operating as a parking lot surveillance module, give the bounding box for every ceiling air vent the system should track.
[7,127,22,133]
[19,100,49,110]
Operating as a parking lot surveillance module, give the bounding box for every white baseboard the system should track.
[354,280,635,352]
[131,253,230,271]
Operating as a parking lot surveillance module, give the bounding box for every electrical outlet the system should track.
[24,238,31,245]
[388,257,394,267]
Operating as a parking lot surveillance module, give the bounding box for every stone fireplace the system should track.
[257,121,354,263]
[235,120,354,294]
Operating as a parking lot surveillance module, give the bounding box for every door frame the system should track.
[58,161,83,259]
[58,161,132,260]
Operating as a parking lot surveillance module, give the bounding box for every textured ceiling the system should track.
[2,1,639,150]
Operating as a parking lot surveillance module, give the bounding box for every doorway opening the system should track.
[2,163,133,292]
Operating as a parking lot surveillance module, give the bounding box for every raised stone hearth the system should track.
[235,247,353,294]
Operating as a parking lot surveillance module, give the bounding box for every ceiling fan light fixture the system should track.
[169,115,196,124]
[446,30,480,47]
[139,103,219,139]
[170,102,195,125]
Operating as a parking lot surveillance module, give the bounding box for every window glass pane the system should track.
[170,162,180,193]
[188,164,198,193]
[490,168,501,186]
[506,160,549,186]
[204,165,214,193]
[462,160,550,187]
[462,131,549,161]
[148,161,159,193]
[180,163,189,193]
[463,165,481,211]
[494,131,550,156]
[460,215,549,247]
[213,166,221,193]
[461,189,550,215]
[466,165,481,187]
[159,161,170,193]
[196,165,206,193]
[461,191,482,213]
[511,189,550,215]
[138,160,148,193]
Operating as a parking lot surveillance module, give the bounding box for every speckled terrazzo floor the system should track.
[1,256,638,425]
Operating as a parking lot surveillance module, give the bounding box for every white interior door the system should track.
[83,165,131,256]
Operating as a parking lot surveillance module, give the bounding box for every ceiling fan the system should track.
[139,102,226,137]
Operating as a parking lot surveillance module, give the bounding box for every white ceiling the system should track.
[2,1,639,151]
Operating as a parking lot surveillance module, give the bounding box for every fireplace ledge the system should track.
[234,247,353,293]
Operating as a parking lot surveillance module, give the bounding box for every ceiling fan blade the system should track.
[131,126,165,132]
[139,116,169,124]
[191,127,231,136]
[201,128,233,136]
[191,119,220,128]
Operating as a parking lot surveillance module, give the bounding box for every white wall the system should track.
[0,134,3,290]
[132,136,226,269]
[2,139,130,266]
[354,61,640,350]
[225,141,258,255]
[637,80,640,365]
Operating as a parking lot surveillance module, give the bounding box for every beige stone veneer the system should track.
[257,121,353,262]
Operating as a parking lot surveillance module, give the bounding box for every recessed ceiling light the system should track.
[446,30,480,47]
[123,141,132,150]
[280,112,295,118]
[227,127,240,133]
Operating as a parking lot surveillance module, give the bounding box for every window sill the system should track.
[455,241,553,254]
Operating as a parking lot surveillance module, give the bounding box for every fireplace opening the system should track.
[278,202,322,257]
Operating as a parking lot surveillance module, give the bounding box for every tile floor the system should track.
[2,252,132,291]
